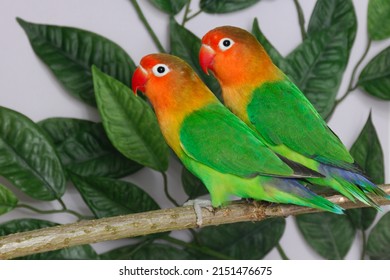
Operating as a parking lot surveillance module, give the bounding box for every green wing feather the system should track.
[247,79,357,171]
[180,103,303,178]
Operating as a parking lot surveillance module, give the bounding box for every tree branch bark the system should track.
[1,184,389,259]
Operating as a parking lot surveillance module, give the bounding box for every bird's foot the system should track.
[184,199,214,227]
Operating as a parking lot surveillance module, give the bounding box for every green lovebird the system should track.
[199,26,388,208]
[132,53,343,213]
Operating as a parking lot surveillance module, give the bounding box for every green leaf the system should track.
[368,0,390,40]
[307,0,357,51]
[148,0,189,15]
[346,114,383,229]
[346,208,377,231]
[286,0,356,119]
[100,242,194,259]
[358,46,390,100]
[181,167,208,199]
[195,218,285,259]
[70,174,160,219]
[296,212,355,259]
[366,211,390,259]
[0,219,98,259]
[251,18,291,73]
[200,0,261,14]
[350,113,384,184]
[0,184,18,215]
[39,118,143,178]
[286,29,350,119]
[92,66,169,171]
[17,18,135,107]
[169,18,222,99]
[0,106,66,200]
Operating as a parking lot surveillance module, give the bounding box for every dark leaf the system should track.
[0,106,66,200]
[0,183,18,215]
[296,212,355,259]
[286,28,350,119]
[307,0,357,50]
[100,242,194,259]
[181,167,208,199]
[39,118,143,178]
[251,18,291,73]
[200,0,261,14]
[358,46,390,100]
[366,211,390,259]
[368,0,390,40]
[92,66,169,171]
[148,0,189,15]
[169,18,222,100]
[346,208,377,231]
[195,218,285,259]
[17,18,135,107]
[70,174,160,218]
[349,113,384,184]
[0,219,98,259]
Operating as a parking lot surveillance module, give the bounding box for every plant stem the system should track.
[276,243,290,260]
[293,0,306,40]
[128,0,166,53]
[181,0,192,26]
[185,10,202,24]
[360,230,367,260]
[16,204,88,220]
[335,39,372,105]
[161,172,179,207]
[162,235,233,260]
[57,197,67,210]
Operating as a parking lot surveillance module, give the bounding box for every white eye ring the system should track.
[218,38,234,51]
[152,64,170,77]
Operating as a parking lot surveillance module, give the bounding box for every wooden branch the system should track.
[1,184,389,259]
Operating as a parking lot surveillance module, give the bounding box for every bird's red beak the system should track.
[132,66,148,95]
[199,44,215,75]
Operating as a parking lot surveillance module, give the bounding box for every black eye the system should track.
[223,40,231,47]
[152,63,170,77]
[218,38,234,51]
[157,66,165,74]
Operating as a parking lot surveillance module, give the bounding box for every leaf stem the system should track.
[16,204,88,220]
[162,235,234,260]
[293,0,307,40]
[181,0,192,26]
[128,0,166,52]
[184,10,202,24]
[276,243,290,260]
[335,39,372,105]
[360,230,367,260]
[161,172,179,207]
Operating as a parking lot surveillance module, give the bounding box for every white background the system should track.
[0,0,389,259]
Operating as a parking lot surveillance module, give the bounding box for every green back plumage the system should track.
[180,103,299,178]
[247,79,357,171]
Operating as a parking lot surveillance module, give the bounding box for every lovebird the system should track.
[132,53,343,214]
[199,26,388,208]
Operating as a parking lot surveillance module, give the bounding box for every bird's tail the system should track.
[253,177,344,214]
[314,165,389,210]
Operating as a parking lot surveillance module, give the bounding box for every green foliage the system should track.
[70,174,160,218]
[92,66,169,171]
[0,219,99,259]
[358,46,390,100]
[0,184,18,215]
[148,0,189,15]
[368,0,390,40]
[296,213,355,259]
[200,0,261,14]
[17,18,136,107]
[1,0,388,261]
[0,106,66,200]
[39,118,143,178]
